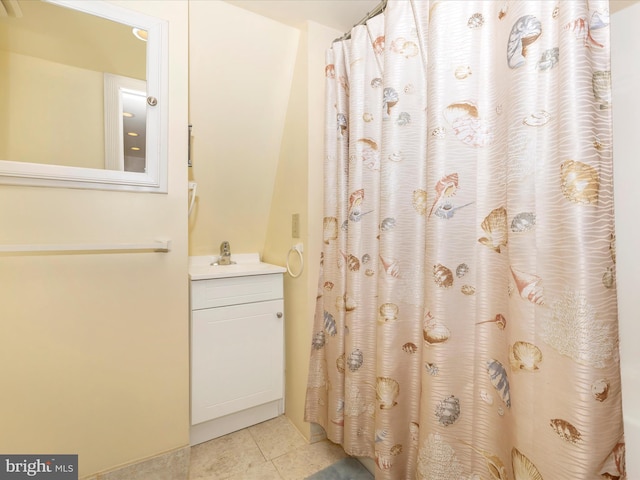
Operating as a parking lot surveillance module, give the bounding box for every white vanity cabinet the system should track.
[189,257,286,446]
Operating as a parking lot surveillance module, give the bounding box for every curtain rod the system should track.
[333,0,387,43]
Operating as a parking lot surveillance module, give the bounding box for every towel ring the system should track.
[286,243,304,278]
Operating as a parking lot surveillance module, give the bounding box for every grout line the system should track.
[246,422,270,461]
[270,460,285,480]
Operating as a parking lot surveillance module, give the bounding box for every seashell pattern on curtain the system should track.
[304,1,624,479]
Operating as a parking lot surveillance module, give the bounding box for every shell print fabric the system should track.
[428,173,459,218]
[511,212,536,232]
[432,264,454,288]
[549,418,582,444]
[591,378,610,402]
[509,341,542,371]
[305,1,624,479]
[599,442,626,479]
[512,448,543,480]
[443,102,494,147]
[511,267,545,305]
[458,440,509,480]
[454,65,472,79]
[435,395,461,426]
[537,47,559,71]
[423,313,451,345]
[543,291,616,368]
[507,15,542,69]
[592,70,612,109]
[376,377,400,409]
[477,314,507,330]
[486,359,511,408]
[560,160,600,204]
[478,207,508,253]
[523,110,550,127]
[416,434,466,479]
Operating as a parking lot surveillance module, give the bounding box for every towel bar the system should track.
[0,240,171,254]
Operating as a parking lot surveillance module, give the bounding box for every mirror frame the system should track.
[0,0,168,193]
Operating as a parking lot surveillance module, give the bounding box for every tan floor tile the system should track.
[249,416,307,460]
[225,461,283,480]
[189,429,268,480]
[271,440,347,480]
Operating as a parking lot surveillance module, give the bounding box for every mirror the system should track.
[104,73,148,172]
[0,0,168,192]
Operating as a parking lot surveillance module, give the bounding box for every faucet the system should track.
[217,241,232,265]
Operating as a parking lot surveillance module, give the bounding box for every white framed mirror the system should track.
[0,0,168,192]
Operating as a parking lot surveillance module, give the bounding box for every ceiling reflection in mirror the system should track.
[0,0,147,171]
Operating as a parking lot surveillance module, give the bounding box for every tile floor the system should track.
[188,416,352,480]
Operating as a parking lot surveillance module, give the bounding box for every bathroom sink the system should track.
[189,253,285,280]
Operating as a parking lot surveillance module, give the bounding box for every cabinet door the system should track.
[191,299,284,425]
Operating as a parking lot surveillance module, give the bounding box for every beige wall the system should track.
[612,4,640,477]
[188,0,340,440]
[0,1,189,478]
[188,0,299,256]
[0,0,145,80]
[262,26,310,438]
[263,20,340,439]
[0,50,8,160]
[0,51,104,168]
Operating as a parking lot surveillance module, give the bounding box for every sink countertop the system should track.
[189,253,286,280]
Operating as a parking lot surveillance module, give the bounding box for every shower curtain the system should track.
[305,1,625,479]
